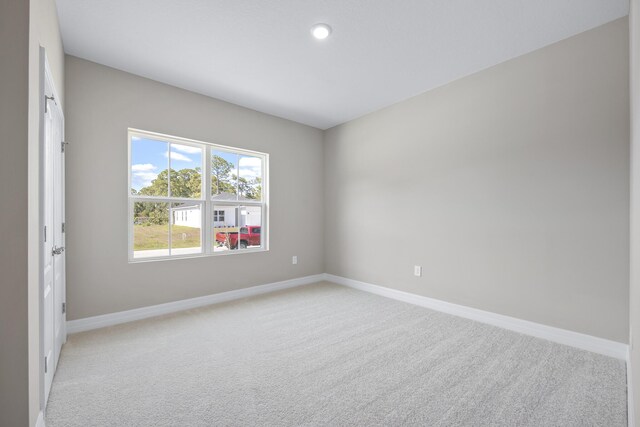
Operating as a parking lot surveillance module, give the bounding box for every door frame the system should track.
[39,47,67,410]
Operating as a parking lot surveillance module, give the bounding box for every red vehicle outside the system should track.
[215,226,261,249]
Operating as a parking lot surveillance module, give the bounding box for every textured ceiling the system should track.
[56,0,628,129]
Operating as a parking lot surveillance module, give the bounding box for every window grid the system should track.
[128,129,268,261]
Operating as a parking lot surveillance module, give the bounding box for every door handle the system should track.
[52,246,65,256]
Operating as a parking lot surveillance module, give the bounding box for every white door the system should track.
[42,55,66,405]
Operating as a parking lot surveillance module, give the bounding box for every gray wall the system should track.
[0,1,30,425]
[630,0,640,424]
[64,56,324,320]
[0,0,64,424]
[324,18,630,343]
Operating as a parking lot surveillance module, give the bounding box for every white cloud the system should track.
[131,136,141,141]
[172,144,201,154]
[132,164,159,188]
[132,171,158,188]
[166,151,193,162]
[239,167,259,178]
[239,157,261,178]
[131,163,156,172]
[239,157,261,167]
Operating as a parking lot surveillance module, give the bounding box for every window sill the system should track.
[128,247,269,263]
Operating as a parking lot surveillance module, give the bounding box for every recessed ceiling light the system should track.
[311,23,332,40]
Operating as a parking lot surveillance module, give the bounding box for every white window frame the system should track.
[128,128,269,262]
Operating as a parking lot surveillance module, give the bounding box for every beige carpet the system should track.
[46,282,627,426]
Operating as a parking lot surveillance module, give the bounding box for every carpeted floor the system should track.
[46,282,627,426]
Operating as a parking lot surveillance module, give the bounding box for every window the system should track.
[129,129,268,260]
[213,210,225,223]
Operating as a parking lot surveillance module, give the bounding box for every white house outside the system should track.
[173,192,262,229]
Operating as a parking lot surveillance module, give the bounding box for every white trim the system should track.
[127,128,269,262]
[628,347,635,427]
[66,271,629,361]
[129,127,266,158]
[35,411,45,427]
[323,274,628,360]
[38,46,47,418]
[66,274,324,334]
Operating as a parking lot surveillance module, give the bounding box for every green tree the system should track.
[169,167,202,198]
[237,176,262,200]
[133,157,256,225]
[211,155,235,195]
[137,168,202,198]
[138,170,169,197]
[133,201,169,225]
[134,167,202,224]
[251,177,262,200]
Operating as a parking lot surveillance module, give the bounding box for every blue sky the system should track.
[131,136,261,191]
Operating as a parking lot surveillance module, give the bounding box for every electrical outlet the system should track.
[414,265,422,277]
[292,256,298,265]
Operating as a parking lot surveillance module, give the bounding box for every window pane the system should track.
[213,205,238,252]
[238,155,262,201]
[171,203,202,255]
[130,132,267,261]
[131,136,168,196]
[170,144,202,198]
[238,205,262,249]
[211,150,238,200]
[133,201,169,258]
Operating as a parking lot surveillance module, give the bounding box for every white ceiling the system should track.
[56,0,628,130]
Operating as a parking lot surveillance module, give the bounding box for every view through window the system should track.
[129,130,267,260]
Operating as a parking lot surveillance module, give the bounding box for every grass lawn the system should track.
[134,224,201,250]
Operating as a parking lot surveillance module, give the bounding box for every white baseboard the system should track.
[67,271,628,362]
[67,274,325,334]
[35,411,45,427]
[323,274,628,361]
[628,347,635,427]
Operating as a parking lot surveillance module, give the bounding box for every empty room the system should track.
[3,0,640,426]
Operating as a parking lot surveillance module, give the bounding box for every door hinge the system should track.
[62,302,66,314]
[62,222,65,233]
[61,141,68,153]
[44,356,48,374]
[44,226,47,242]
[45,95,55,113]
